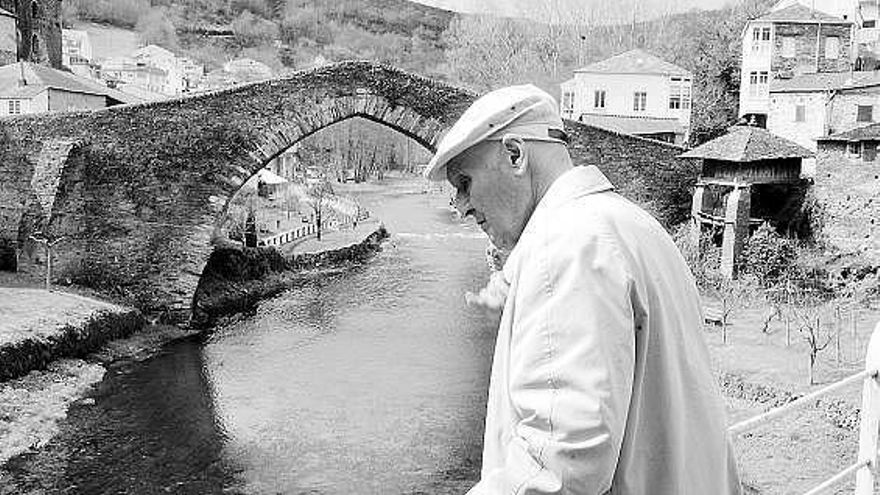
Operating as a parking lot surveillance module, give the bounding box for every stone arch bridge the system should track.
[0,61,696,317]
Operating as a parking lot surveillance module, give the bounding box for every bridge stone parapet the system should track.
[0,61,698,317]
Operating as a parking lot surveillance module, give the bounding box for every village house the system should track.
[739,2,853,127]
[61,29,91,66]
[60,28,96,79]
[133,44,204,95]
[0,61,136,115]
[559,49,692,145]
[682,125,814,276]
[99,56,168,100]
[768,71,880,155]
[198,58,274,91]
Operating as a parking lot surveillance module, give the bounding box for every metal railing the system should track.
[728,321,880,494]
[258,205,370,248]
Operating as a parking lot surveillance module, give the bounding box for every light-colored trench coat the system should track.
[467,166,742,495]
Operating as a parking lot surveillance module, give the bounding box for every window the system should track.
[795,105,805,122]
[562,91,574,112]
[669,77,691,110]
[751,26,771,53]
[858,105,874,122]
[633,91,647,112]
[594,89,606,109]
[848,142,860,155]
[782,36,796,58]
[748,71,769,97]
[31,0,38,18]
[865,20,877,28]
[7,100,20,115]
[825,36,840,59]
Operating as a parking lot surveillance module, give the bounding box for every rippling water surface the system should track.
[204,179,497,494]
[3,177,497,495]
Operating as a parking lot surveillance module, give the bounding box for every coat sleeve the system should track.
[469,228,637,495]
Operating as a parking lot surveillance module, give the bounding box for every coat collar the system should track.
[534,165,614,213]
[502,165,614,280]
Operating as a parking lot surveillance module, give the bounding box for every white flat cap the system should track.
[423,84,565,182]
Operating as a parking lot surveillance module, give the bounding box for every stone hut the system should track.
[681,125,814,276]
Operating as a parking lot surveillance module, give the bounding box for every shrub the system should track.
[232,11,280,48]
[742,222,797,286]
[136,8,179,50]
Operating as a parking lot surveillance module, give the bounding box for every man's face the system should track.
[446,141,532,250]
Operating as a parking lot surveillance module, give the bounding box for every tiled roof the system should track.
[770,71,880,92]
[756,3,849,24]
[820,123,880,141]
[0,62,139,104]
[575,49,691,77]
[680,126,814,161]
[578,113,685,136]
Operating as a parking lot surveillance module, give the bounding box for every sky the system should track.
[410,0,734,23]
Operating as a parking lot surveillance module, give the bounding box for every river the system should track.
[1,176,497,495]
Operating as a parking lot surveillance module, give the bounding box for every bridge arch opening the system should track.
[213,115,434,250]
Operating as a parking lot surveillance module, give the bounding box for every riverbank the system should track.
[0,214,390,468]
[0,288,160,465]
[0,288,144,382]
[192,220,388,327]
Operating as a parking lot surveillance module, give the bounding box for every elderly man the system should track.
[424,85,742,495]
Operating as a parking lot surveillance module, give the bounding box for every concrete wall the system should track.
[769,92,827,151]
[560,72,692,126]
[47,90,106,112]
[815,142,880,261]
[0,61,699,314]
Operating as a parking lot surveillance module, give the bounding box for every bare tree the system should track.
[306,178,335,241]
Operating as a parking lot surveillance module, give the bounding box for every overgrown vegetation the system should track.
[676,219,879,384]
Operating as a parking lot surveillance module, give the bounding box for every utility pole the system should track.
[29,231,64,292]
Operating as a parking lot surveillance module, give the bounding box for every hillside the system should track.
[63,0,456,78]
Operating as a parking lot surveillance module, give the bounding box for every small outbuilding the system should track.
[680,125,814,276]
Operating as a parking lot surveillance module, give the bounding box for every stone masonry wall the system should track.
[567,124,697,227]
[0,61,699,314]
[815,143,880,261]
[773,23,853,76]
[828,87,880,136]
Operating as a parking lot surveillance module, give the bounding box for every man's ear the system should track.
[501,134,527,176]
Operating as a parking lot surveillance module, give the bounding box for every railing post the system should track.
[855,322,880,494]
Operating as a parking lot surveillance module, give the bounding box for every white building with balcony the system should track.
[559,49,692,145]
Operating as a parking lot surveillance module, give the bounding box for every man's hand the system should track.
[465,270,509,316]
